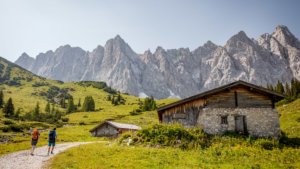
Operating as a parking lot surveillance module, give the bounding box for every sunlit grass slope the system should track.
[48,141,300,169]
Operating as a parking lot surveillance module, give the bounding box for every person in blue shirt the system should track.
[47,128,57,155]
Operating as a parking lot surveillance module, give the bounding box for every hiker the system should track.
[47,128,57,155]
[30,128,39,156]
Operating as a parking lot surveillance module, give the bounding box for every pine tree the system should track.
[45,102,51,113]
[60,97,66,108]
[291,78,300,99]
[82,96,95,112]
[111,96,116,105]
[14,108,21,119]
[107,95,112,101]
[285,82,291,98]
[276,81,285,94]
[51,104,55,114]
[89,96,95,111]
[67,97,75,113]
[142,96,157,111]
[3,98,14,117]
[117,94,121,102]
[33,102,40,120]
[77,98,81,107]
[0,90,3,108]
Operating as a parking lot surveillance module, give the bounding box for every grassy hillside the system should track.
[48,141,299,169]
[278,99,300,138]
[0,56,178,155]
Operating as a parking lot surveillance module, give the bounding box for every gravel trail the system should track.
[0,142,92,169]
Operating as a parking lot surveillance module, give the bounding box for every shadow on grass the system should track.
[279,132,300,148]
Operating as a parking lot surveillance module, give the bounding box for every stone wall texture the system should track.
[196,108,280,138]
[91,124,118,137]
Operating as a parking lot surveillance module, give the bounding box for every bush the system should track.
[103,87,117,95]
[32,81,49,87]
[120,124,207,150]
[79,121,86,125]
[61,117,69,122]
[1,126,10,132]
[9,124,28,132]
[77,81,107,89]
[5,80,21,86]
[129,110,142,116]
[3,119,15,125]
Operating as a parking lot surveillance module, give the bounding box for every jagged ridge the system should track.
[15,25,300,99]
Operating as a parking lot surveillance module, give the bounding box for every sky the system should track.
[0,0,300,62]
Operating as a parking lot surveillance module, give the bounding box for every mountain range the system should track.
[15,25,300,99]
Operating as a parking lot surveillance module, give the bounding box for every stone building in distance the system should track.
[157,81,284,138]
[90,121,141,137]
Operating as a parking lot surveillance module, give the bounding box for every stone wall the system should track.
[196,108,280,138]
[91,124,119,137]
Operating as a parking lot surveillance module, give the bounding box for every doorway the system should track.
[235,115,247,134]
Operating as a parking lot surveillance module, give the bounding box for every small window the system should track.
[221,116,228,125]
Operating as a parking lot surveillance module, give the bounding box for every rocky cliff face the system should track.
[15,25,300,99]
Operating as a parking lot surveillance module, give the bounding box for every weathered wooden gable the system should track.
[205,86,273,108]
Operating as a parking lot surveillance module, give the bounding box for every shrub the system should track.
[61,117,69,122]
[1,126,10,132]
[129,110,142,116]
[79,121,86,125]
[3,119,15,125]
[103,87,117,95]
[77,81,107,89]
[120,124,207,150]
[5,80,21,86]
[56,121,64,128]
[32,81,49,87]
[9,124,28,132]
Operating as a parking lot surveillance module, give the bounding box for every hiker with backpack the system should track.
[30,128,39,156]
[47,128,57,155]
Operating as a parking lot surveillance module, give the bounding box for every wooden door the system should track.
[235,116,245,134]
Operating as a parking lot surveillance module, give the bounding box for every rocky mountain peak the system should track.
[144,49,152,55]
[104,35,129,52]
[224,30,255,55]
[230,31,251,43]
[14,25,300,99]
[155,46,165,53]
[275,25,291,35]
[15,53,35,70]
[272,25,300,48]
[19,52,32,59]
[203,40,218,49]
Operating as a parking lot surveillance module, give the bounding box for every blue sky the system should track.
[0,0,299,62]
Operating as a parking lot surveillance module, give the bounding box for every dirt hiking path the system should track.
[0,142,92,169]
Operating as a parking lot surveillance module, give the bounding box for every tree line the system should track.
[267,78,300,102]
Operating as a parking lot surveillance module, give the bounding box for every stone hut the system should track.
[90,121,141,137]
[157,80,284,138]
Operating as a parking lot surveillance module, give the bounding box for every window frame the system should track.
[221,115,228,125]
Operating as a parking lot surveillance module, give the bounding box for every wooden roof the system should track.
[157,80,285,113]
[90,121,141,132]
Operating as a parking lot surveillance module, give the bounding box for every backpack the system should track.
[49,131,55,141]
[32,129,39,140]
